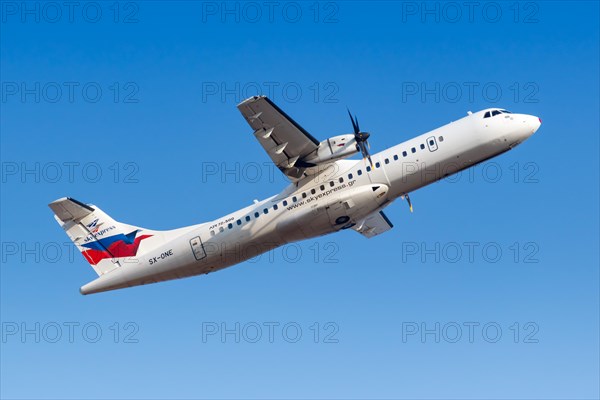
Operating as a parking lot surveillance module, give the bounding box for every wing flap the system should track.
[353,211,394,238]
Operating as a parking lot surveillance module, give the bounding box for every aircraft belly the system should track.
[277,202,338,241]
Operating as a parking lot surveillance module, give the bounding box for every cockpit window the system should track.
[485,109,512,118]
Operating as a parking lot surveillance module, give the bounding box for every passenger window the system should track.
[385,159,389,164]
[366,166,371,172]
[429,139,434,146]
[439,136,444,142]
[246,216,251,222]
[402,151,407,157]
[311,188,316,194]
[283,200,288,206]
[320,185,325,190]
[263,208,268,214]
[339,177,344,183]
[411,148,416,153]
[375,162,381,168]
[237,219,242,226]
[357,169,362,175]
[273,204,278,210]
[330,181,334,187]
[302,192,307,198]
[228,223,233,229]
[210,230,215,236]
[348,173,353,179]
[292,196,297,202]
[393,155,398,161]
[484,111,491,118]
[254,212,259,218]
[219,226,224,233]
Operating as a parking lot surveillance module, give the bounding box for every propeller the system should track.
[347,108,373,167]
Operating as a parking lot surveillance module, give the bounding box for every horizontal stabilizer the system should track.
[49,197,94,223]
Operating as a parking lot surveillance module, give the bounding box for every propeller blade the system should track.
[359,143,366,158]
[347,108,373,167]
[358,142,373,168]
[347,108,359,134]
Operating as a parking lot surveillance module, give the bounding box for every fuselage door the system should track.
[426,136,438,152]
[189,236,207,260]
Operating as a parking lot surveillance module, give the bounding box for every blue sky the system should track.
[1,1,598,398]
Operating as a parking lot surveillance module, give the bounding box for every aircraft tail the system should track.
[49,197,157,276]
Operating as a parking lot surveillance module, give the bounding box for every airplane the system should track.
[49,96,541,295]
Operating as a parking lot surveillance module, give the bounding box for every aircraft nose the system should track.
[528,115,542,134]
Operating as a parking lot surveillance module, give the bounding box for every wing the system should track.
[237,96,320,181]
[352,211,394,238]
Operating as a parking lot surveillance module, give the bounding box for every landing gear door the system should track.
[426,136,438,152]
[189,236,206,260]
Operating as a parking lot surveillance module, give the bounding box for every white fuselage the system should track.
[80,109,541,294]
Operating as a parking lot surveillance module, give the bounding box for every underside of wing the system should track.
[237,96,320,181]
[352,210,394,238]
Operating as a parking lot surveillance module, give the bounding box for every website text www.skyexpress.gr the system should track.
[286,180,356,211]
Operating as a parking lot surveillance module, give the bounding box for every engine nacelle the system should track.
[303,134,358,165]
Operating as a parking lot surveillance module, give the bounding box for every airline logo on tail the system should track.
[81,230,152,265]
[86,218,104,233]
